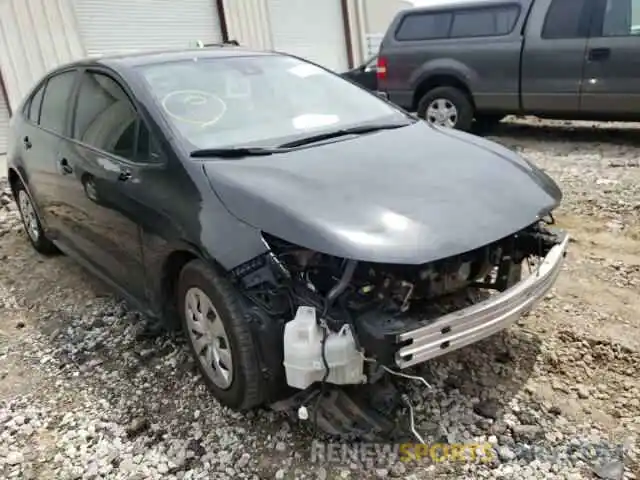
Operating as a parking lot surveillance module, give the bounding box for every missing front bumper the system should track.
[394,232,570,369]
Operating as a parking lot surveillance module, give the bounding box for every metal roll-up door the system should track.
[72,0,223,57]
[0,89,9,154]
[266,0,348,72]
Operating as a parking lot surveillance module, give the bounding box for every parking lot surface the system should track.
[0,117,638,479]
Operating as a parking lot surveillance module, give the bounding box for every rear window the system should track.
[450,5,520,38]
[395,4,521,41]
[395,12,453,41]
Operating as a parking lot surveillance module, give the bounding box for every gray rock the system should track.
[6,451,24,465]
[576,385,590,399]
[511,425,543,443]
[473,400,500,419]
[592,461,625,480]
[375,468,389,478]
[236,453,251,469]
[497,446,517,462]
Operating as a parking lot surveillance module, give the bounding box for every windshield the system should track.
[136,54,410,150]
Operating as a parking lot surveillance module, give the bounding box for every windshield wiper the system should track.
[276,122,411,149]
[190,147,280,159]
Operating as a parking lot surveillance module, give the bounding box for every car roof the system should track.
[54,45,279,73]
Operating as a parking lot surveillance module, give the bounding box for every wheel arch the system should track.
[413,74,475,112]
[7,167,21,198]
[156,242,233,327]
[7,165,47,222]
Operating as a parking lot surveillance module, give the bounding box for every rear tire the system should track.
[417,86,474,131]
[177,259,264,411]
[14,181,58,255]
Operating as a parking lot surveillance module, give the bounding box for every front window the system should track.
[136,54,409,150]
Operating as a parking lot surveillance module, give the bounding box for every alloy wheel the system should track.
[425,98,458,128]
[18,190,40,243]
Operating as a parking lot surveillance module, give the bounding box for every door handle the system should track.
[23,136,32,150]
[59,157,73,175]
[117,168,132,182]
[588,47,611,62]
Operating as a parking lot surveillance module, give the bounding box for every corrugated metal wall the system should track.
[0,0,85,111]
[0,0,379,151]
[222,0,272,50]
[266,0,348,71]
[0,88,9,153]
[223,0,366,67]
[0,0,374,104]
[73,0,222,57]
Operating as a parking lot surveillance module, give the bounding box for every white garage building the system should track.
[0,0,412,154]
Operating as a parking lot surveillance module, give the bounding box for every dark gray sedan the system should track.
[5,46,568,435]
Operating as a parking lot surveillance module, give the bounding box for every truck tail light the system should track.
[376,56,387,80]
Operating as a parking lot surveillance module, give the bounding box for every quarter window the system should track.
[450,5,520,38]
[39,70,77,135]
[27,84,45,124]
[72,72,161,163]
[395,4,520,41]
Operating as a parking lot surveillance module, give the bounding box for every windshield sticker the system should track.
[161,90,227,127]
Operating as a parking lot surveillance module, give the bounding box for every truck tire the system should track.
[417,86,474,132]
[177,259,264,411]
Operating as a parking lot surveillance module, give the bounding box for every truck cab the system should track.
[377,0,640,131]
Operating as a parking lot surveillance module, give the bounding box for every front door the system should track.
[521,0,594,113]
[580,0,640,115]
[56,69,163,301]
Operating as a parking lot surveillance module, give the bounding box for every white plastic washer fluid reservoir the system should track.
[283,306,365,390]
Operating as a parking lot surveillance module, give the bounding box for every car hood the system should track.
[202,121,562,264]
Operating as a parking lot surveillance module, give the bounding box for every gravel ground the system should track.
[0,117,639,480]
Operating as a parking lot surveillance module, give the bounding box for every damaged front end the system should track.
[230,218,569,438]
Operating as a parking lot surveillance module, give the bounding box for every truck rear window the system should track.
[395,4,521,41]
[395,12,453,41]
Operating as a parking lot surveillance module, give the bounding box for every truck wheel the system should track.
[417,86,474,131]
[177,259,264,411]
[14,180,59,255]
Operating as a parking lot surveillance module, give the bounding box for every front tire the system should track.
[417,86,474,131]
[14,181,58,255]
[177,259,264,411]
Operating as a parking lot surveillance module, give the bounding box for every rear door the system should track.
[19,69,80,240]
[521,0,595,112]
[580,0,640,115]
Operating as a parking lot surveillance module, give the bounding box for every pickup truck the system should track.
[377,0,640,131]
[341,55,379,92]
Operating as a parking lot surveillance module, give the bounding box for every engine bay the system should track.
[231,219,562,376]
